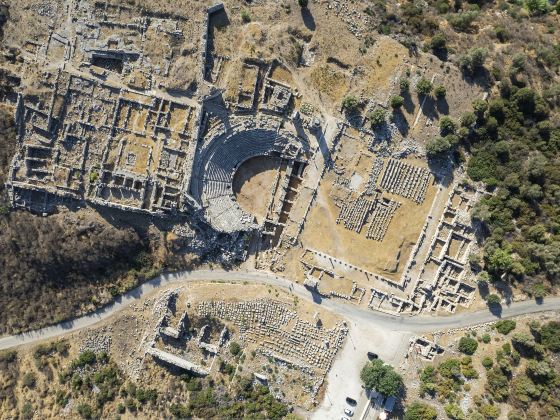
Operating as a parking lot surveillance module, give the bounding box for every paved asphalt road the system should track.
[0,269,558,350]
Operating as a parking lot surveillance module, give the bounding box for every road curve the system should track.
[0,269,558,350]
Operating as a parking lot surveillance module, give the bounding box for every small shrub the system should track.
[404,401,437,420]
[241,10,252,23]
[435,0,449,13]
[444,403,465,420]
[21,402,34,420]
[399,78,410,93]
[482,334,491,344]
[170,403,190,418]
[495,26,509,42]
[495,320,516,335]
[89,172,99,183]
[22,372,36,388]
[77,403,93,419]
[229,342,241,356]
[482,356,494,370]
[73,350,96,369]
[447,10,479,32]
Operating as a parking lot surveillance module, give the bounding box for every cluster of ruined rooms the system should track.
[6,2,483,317]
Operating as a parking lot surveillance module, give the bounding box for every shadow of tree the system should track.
[210,7,230,28]
[478,281,489,298]
[495,280,514,306]
[345,111,364,128]
[392,108,409,137]
[436,97,449,115]
[301,8,316,31]
[488,302,503,317]
[402,91,415,115]
[310,289,323,304]
[420,95,438,121]
[462,68,492,90]
[433,48,448,62]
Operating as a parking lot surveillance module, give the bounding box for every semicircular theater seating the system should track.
[191,127,308,234]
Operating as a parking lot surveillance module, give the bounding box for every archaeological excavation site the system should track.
[2,0,558,418]
[4,0,484,316]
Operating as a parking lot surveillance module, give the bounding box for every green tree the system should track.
[390,95,404,109]
[486,294,501,306]
[426,136,451,157]
[472,99,488,121]
[526,360,556,383]
[342,95,360,113]
[458,336,478,355]
[368,108,387,128]
[470,48,488,70]
[404,401,437,420]
[531,283,546,299]
[439,116,457,135]
[416,77,433,95]
[511,53,527,74]
[429,33,447,57]
[487,248,513,274]
[438,358,461,378]
[482,356,494,370]
[229,342,241,356]
[540,321,560,352]
[526,0,549,15]
[360,359,404,396]
[512,332,543,357]
[512,375,540,406]
[486,368,510,401]
[434,85,447,98]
